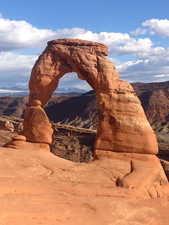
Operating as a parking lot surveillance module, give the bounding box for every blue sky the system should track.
[0,0,169,91]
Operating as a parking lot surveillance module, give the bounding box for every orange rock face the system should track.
[95,80,158,154]
[24,38,158,154]
[23,100,53,144]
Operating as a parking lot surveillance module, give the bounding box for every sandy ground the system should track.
[0,147,169,225]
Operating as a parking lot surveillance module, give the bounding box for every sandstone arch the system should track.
[23,39,158,155]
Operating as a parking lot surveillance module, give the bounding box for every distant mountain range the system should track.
[0,87,87,96]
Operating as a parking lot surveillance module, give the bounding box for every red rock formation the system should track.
[24,38,158,154]
[23,100,53,144]
[3,39,168,196]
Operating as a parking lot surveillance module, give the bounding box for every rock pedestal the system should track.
[23,100,53,144]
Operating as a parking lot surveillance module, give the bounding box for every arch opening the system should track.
[45,72,98,162]
[54,72,92,95]
[46,72,94,125]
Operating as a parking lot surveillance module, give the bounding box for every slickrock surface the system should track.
[25,38,158,154]
[0,147,169,225]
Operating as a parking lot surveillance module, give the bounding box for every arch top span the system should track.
[25,38,158,155]
[29,38,119,106]
[47,38,109,56]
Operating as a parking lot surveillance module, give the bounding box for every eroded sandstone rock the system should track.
[5,135,50,151]
[24,38,158,155]
[23,100,53,144]
[95,80,158,154]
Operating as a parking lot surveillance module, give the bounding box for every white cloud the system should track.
[53,28,153,56]
[0,89,24,93]
[131,28,147,36]
[72,82,91,91]
[132,18,169,37]
[142,19,169,37]
[59,72,92,91]
[115,38,152,55]
[0,18,56,51]
[0,51,37,72]
[0,51,37,88]
[0,17,154,58]
[117,48,169,83]
[154,74,169,78]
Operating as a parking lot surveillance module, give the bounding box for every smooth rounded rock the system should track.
[23,105,53,144]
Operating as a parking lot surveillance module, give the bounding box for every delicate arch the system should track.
[23,39,158,155]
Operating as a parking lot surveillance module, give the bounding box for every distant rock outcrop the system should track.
[132,81,169,125]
